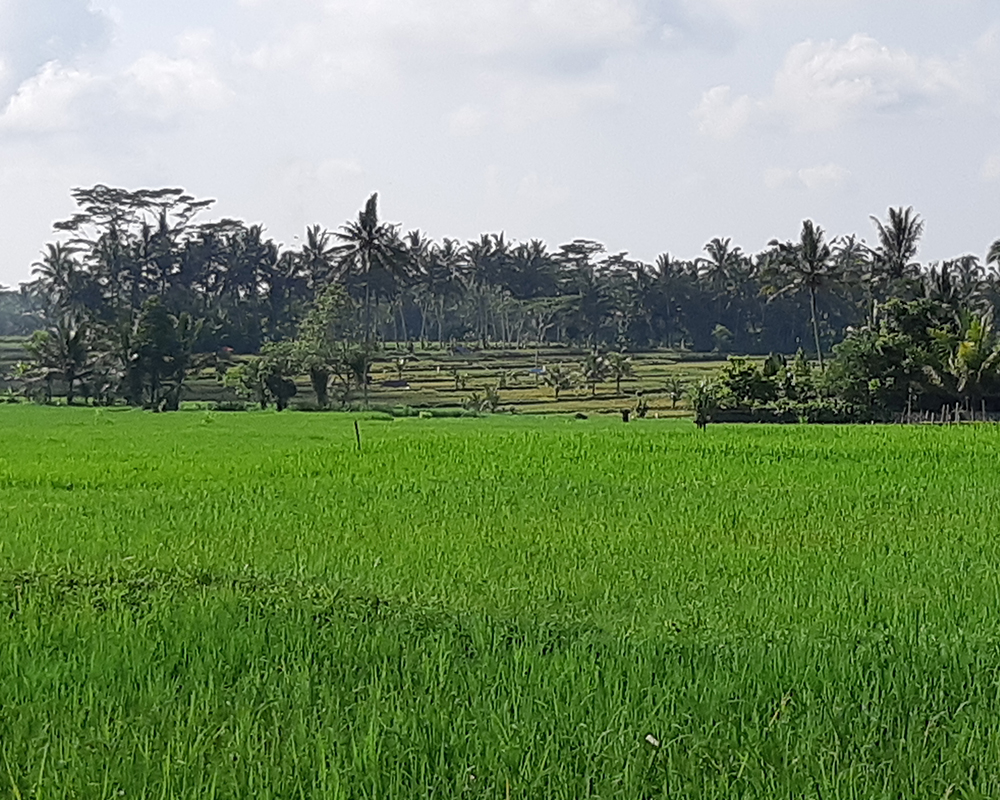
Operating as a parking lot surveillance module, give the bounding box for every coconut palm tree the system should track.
[300,225,337,288]
[697,237,749,346]
[418,238,466,347]
[987,238,1000,271]
[333,193,404,345]
[870,206,924,282]
[31,243,81,311]
[833,234,875,326]
[764,220,843,370]
[932,311,1000,409]
[698,237,744,293]
[25,313,94,404]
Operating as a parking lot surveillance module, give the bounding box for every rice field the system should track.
[2,406,1000,797]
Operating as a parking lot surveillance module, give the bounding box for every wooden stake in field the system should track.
[354,420,362,451]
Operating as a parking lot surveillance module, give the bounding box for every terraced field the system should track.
[1,336,729,415]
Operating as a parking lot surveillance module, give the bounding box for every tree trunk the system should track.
[809,286,824,371]
[399,299,409,344]
[363,272,372,346]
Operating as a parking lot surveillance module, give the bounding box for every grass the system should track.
[2,406,1000,797]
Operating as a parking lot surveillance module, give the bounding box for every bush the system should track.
[213,400,251,412]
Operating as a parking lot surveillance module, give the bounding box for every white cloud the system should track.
[0,0,111,97]
[281,157,365,187]
[245,0,650,72]
[241,0,669,123]
[0,26,233,132]
[772,35,965,131]
[692,85,753,139]
[0,61,99,132]
[122,51,231,120]
[696,34,970,137]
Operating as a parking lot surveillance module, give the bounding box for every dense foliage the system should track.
[697,296,1000,422]
[5,185,1000,410]
[4,409,1000,796]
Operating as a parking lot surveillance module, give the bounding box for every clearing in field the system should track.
[2,406,1000,797]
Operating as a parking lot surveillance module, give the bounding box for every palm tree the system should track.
[333,193,404,345]
[765,220,842,370]
[31,243,81,310]
[300,225,337,288]
[419,238,465,347]
[945,311,1000,408]
[697,237,749,346]
[698,238,743,292]
[25,313,94,404]
[833,234,875,326]
[261,249,307,342]
[870,206,924,282]
[506,239,559,300]
[646,253,691,348]
[988,238,1000,271]
[464,233,512,346]
[606,351,633,395]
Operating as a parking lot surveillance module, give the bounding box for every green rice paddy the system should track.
[2,406,1000,797]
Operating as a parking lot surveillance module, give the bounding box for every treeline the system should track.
[697,292,1000,423]
[3,184,1000,412]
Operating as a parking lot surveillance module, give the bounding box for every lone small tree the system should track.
[664,376,686,409]
[261,341,299,411]
[606,351,633,395]
[543,364,578,400]
[688,380,717,429]
[296,283,353,408]
[223,343,300,410]
[580,353,609,396]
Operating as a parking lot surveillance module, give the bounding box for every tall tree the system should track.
[870,206,925,283]
[333,193,404,345]
[30,243,84,312]
[26,314,94,404]
[765,220,842,370]
[300,225,337,288]
[132,296,200,411]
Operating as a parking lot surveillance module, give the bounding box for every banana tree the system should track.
[543,364,578,400]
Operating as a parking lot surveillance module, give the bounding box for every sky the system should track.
[1,0,999,287]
